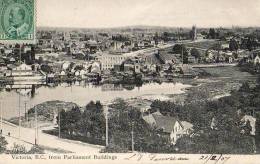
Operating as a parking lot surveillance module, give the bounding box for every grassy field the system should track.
[170,66,258,103]
[185,40,227,50]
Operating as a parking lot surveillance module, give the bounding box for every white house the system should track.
[254,55,260,65]
[241,115,256,135]
[143,111,193,144]
[62,62,71,70]
[60,70,66,76]
[90,62,101,73]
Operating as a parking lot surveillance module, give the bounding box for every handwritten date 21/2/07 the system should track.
[199,154,230,164]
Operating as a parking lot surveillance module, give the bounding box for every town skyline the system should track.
[37,24,260,30]
[37,0,260,28]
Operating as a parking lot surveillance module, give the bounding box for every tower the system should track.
[191,25,197,41]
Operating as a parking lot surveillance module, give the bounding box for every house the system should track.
[196,33,205,40]
[23,46,31,53]
[75,69,86,78]
[180,65,197,78]
[216,53,226,62]
[205,50,216,63]
[143,64,157,72]
[4,49,12,54]
[123,63,134,72]
[60,70,66,76]
[143,111,193,144]
[254,55,260,65]
[188,56,197,63]
[227,56,234,63]
[0,58,6,67]
[221,43,230,50]
[210,117,218,130]
[241,115,256,135]
[123,58,135,72]
[62,62,71,70]
[9,57,16,63]
[90,62,101,73]
[134,63,141,73]
[220,51,235,63]
[159,53,181,64]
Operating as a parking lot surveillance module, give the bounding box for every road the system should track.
[1,120,103,153]
[122,39,208,58]
[191,63,238,68]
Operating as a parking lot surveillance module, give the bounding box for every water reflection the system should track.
[5,84,36,98]
[0,81,191,119]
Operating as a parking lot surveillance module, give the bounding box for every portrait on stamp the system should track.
[0,0,35,41]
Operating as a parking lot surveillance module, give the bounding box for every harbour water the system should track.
[0,82,191,119]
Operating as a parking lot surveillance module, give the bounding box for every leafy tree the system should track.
[0,49,4,54]
[40,64,52,73]
[255,113,260,150]
[27,145,44,154]
[190,48,201,61]
[57,109,68,133]
[239,82,250,92]
[79,101,105,139]
[66,106,81,136]
[209,28,216,39]
[175,136,196,153]
[0,136,7,153]
[229,39,239,52]
[57,101,105,143]
[243,120,252,135]
[172,44,189,64]
[74,65,84,71]
[150,100,180,117]
[38,57,44,64]
[9,143,27,154]
[57,107,81,136]
[211,42,222,52]
[241,36,258,51]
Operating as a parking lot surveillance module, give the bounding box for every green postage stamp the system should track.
[0,0,36,43]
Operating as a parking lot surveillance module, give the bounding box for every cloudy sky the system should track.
[37,0,260,28]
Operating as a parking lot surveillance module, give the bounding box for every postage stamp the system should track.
[0,0,35,43]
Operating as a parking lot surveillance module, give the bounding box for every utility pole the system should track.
[182,45,184,66]
[105,105,108,147]
[24,102,27,121]
[131,122,134,152]
[18,90,21,141]
[19,45,22,64]
[18,45,22,142]
[35,106,38,145]
[58,109,61,138]
[0,99,2,136]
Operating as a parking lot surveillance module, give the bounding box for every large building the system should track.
[95,53,127,70]
[5,63,46,82]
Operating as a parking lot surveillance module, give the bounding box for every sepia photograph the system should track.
[1,0,260,163]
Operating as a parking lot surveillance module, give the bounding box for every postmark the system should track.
[0,0,35,43]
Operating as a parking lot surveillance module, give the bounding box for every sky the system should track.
[37,0,260,28]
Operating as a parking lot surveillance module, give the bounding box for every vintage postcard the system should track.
[0,0,260,164]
